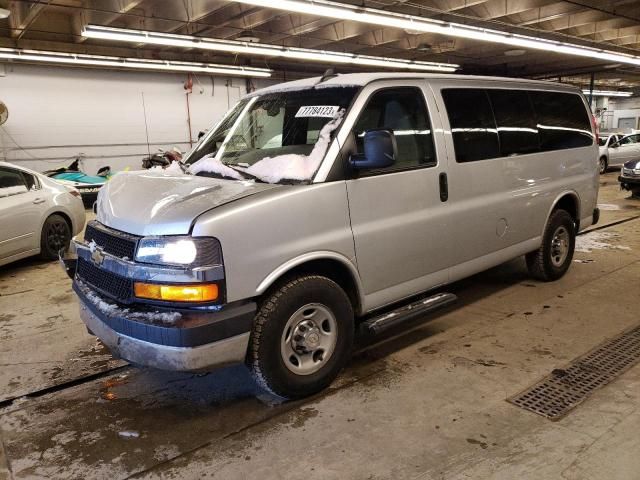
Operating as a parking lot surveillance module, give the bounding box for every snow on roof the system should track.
[247,72,580,98]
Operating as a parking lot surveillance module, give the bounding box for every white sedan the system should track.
[0,162,86,267]
[599,133,640,174]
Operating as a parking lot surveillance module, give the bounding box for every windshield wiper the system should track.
[222,162,267,183]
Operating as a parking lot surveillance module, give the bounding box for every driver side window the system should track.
[352,87,436,172]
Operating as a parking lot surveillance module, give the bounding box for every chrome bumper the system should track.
[79,298,250,371]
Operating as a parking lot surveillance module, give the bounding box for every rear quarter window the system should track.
[528,91,594,151]
[487,89,540,156]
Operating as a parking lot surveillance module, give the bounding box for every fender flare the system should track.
[542,190,581,236]
[255,251,365,311]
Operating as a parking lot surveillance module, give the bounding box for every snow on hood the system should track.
[96,170,279,236]
[241,109,344,183]
[188,154,244,179]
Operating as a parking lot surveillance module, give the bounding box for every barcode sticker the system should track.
[295,106,339,118]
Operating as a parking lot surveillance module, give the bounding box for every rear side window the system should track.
[487,90,539,156]
[441,89,499,162]
[20,172,37,190]
[619,134,640,145]
[529,91,593,151]
[0,167,27,190]
[353,87,436,170]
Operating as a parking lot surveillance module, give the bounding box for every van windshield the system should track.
[183,86,359,183]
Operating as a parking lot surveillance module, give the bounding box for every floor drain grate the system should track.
[508,324,640,421]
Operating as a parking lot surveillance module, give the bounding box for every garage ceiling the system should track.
[1,0,640,90]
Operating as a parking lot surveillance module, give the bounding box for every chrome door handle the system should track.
[33,198,45,204]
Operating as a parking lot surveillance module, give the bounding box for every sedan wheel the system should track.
[599,157,608,174]
[40,214,71,260]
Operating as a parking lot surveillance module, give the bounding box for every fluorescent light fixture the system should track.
[582,89,633,97]
[0,8,10,18]
[83,24,459,72]
[225,0,640,68]
[0,47,272,77]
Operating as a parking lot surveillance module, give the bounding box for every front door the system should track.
[343,83,450,311]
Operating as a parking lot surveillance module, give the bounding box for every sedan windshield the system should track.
[183,86,359,183]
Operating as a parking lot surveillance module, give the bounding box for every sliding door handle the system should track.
[439,172,448,202]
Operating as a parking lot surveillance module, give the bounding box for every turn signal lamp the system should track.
[134,282,219,302]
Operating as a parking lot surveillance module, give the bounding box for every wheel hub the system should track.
[280,303,338,376]
[292,320,321,352]
[550,226,570,267]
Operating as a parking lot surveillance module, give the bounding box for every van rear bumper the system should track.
[74,283,255,371]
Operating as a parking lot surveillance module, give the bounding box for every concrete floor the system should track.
[1,172,639,480]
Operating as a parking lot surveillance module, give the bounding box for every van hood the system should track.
[96,170,280,235]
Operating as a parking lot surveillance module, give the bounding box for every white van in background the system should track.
[64,73,599,399]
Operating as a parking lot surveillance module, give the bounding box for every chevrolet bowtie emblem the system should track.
[91,247,105,266]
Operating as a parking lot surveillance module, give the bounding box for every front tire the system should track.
[247,275,354,399]
[599,156,608,174]
[526,209,576,282]
[40,214,71,260]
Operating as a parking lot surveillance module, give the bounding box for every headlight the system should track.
[135,236,222,267]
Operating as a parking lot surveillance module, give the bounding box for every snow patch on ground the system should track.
[597,203,621,211]
[242,109,344,183]
[575,231,631,253]
[188,153,243,179]
[79,282,182,325]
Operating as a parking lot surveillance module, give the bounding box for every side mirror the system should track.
[350,129,397,170]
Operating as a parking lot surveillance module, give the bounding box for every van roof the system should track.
[249,72,581,97]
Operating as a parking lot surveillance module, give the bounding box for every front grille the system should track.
[84,221,140,260]
[623,168,640,178]
[77,257,133,302]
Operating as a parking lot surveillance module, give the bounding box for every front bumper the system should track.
[62,239,256,371]
[74,283,255,371]
[79,296,251,370]
[619,175,640,190]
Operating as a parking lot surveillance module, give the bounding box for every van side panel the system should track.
[430,79,598,281]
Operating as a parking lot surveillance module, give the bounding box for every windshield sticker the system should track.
[295,105,340,118]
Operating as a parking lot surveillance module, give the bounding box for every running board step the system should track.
[360,293,457,335]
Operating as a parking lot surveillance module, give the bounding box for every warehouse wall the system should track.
[602,96,640,131]
[0,63,275,174]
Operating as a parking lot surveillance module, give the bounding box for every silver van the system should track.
[63,73,599,399]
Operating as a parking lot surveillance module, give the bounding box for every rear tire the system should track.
[526,209,576,282]
[40,214,71,260]
[247,275,354,399]
[599,156,608,174]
